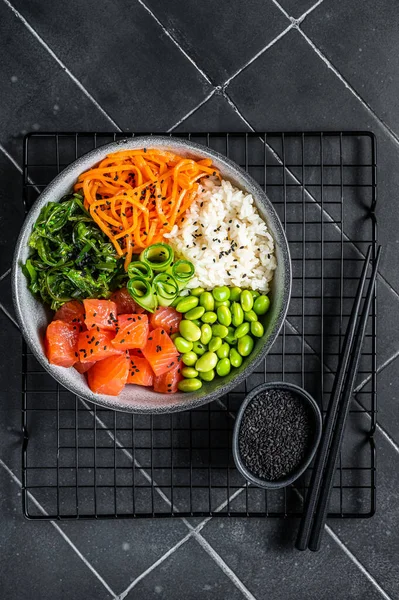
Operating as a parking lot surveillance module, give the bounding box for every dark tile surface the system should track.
[174,93,249,133]
[303,0,399,135]
[0,155,24,276]
[125,536,245,599]
[143,0,289,84]
[10,0,211,131]
[278,0,319,18]
[0,466,113,600]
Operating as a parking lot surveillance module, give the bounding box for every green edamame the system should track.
[178,378,202,392]
[217,305,232,327]
[191,287,205,297]
[229,347,243,368]
[201,311,217,324]
[251,321,264,338]
[200,324,212,345]
[191,319,202,327]
[179,320,201,342]
[225,326,237,345]
[176,296,199,313]
[229,286,242,302]
[195,351,218,372]
[250,290,260,299]
[192,341,207,356]
[244,310,258,323]
[211,324,229,339]
[212,286,230,302]
[216,357,231,377]
[185,306,205,320]
[235,322,250,338]
[231,302,244,327]
[199,369,215,382]
[237,335,254,357]
[214,300,231,308]
[181,351,198,366]
[208,336,222,352]
[216,342,230,359]
[199,291,214,312]
[170,332,179,342]
[174,337,193,353]
[181,367,199,378]
[240,290,254,312]
[253,295,270,316]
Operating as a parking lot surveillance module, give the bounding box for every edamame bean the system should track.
[201,311,217,324]
[208,336,222,352]
[253,295,270,316]
[231,302,244,327]
[170,332,179,342]
[181,351,198,366]
[171,297,180,307]
[174,337,193,353]
[212,286,230,302]
[191,319,202,327]
[244,310,258,323]
[237,335,254,357]
[250,290,260,299]
[217,305,232,327]
[181,367,199,378]
[199,291,214,312]
[216,342,230,359]
[225,326,237,345]
[192,341,207,356]
[191,287,205,297]
[195,351,218,372]
[229,347,243,368]
[211,324,228,339]
[235,322,250,339]
[178,378,202,392]
[176,296,199,313]
[214,300,231,308]
[185,306,205,320]
[229,286,242,302]
[216,358,231,377]
[240,290,254,312]
[199,369,215,382]
[179,320,201,342]
[200,324,212,345]
[251,321,264,338]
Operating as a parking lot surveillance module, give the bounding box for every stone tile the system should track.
[278,0,319,18]
[143,0,289,84]
[0,155,25,276]
[10,0,211,132]
[125,536,245,599]
[0,464,113,600]
[303,0,399,135]
[174,93,250,132]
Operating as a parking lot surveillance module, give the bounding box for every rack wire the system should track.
[22,132,377,519]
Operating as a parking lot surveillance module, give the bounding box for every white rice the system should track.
[164,178,276,292]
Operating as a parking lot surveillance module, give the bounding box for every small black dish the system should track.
[232,382,322,490]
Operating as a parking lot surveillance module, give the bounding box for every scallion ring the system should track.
[152,273,179,307]
[139,243,174,272]
[127,277,158,312]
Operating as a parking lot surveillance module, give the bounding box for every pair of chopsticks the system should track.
[296,244,381,552]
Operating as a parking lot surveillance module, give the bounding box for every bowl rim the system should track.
[232,381,322,489]
[12,135,292,414]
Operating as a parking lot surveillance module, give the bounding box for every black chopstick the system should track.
[296,245,374,551]
[308,245,381,551]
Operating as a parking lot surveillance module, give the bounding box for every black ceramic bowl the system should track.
[232,381,322,489]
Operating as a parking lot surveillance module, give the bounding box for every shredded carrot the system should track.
[74,148,219,270]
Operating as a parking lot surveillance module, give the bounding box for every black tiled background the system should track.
[1,1,399,598]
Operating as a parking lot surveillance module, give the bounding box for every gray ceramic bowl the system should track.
[12,136,291,414]
[232,382,322,489]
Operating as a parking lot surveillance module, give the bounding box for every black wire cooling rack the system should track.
[21,132,377,520]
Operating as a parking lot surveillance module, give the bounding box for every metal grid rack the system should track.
[22,132,377,520]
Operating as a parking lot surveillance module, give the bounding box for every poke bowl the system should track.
[12,136,292,413]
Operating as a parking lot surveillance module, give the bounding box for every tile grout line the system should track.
[296,0,326,23]
[0,142,23,173]
[2,0,122,131]
[325,526,394,600]
[167,89,217,132]
[0,457,118,599]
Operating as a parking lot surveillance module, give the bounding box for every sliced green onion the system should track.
[127,260,153,281]
[171,259,195,290]
[127,277,158,312]
[140,243,174,272]
[152,273,179,307]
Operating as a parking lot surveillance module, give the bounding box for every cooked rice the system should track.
[164,178,276,292]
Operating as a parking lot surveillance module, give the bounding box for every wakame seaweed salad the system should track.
[22,193,126,310]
